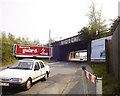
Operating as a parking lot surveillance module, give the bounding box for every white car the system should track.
[0,59,50,90]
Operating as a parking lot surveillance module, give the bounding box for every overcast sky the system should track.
[0,0,119,44]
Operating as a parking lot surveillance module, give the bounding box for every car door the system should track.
[33,62,42,82]
[39,61,46,75]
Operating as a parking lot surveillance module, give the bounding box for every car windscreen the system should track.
[9,61,34,70]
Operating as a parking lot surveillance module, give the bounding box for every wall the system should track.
[106,23,120,81]
[111,23,120,80]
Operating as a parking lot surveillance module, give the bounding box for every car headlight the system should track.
[10,78,22,82]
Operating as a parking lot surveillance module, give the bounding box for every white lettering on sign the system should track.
[19,46,30,49]
[40,48,48,55]
[23,49,38,54]
[60,36,80,45]
[19,46,38,54]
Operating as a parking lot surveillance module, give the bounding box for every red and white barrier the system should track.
[82,66,102,95]
[84,70,97,85]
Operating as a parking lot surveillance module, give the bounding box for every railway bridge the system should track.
[52,35,91,61]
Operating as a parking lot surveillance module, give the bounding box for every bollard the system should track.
[82,66,88,95]
[96,77,102,95]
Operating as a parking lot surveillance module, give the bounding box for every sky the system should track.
[0,0,119,44]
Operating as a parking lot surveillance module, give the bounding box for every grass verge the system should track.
[89,64,120,95]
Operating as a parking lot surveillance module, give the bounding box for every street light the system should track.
[49,29,51,62]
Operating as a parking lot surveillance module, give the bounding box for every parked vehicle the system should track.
[80,55,87,61]
[0,59,50,90]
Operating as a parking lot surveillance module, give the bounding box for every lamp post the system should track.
[49,29,51,62]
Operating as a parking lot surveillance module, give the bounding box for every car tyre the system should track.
[25,78,32,90]
[47,73,50,78]
[47,71,50,78]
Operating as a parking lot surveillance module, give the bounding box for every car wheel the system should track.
[43,73,47,81]
[47,71,50,78]
[47,73,50,78]
[25,78,32,90]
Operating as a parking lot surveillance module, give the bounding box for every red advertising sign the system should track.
[14,44,52,58]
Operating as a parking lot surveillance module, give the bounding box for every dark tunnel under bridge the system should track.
[52,35,91,61]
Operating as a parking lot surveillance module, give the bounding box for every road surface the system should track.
[1,61,96,95]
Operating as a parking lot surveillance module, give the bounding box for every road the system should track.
[1,61,96,95]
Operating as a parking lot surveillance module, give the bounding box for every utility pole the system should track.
[49,29,51,62]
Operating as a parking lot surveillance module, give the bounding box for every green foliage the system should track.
[78,2,108,41]
[43,38,55,47]
[86,2,107,39]
[110,16,120,33]
[78,27,91,43]
[32,39,41,46]
[8,33,15,43]
[1,32,16,64]
[95,31,113,39]
[1,32,41,66]
[89,64,120,95]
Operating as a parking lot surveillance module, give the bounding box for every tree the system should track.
[44,38,55,47]
[86,2,107,39]
[1,32,42,65]
[20,37,32,45]
[110,16,120,33]
[33,39,41,46]
[8,33,15,43]
[15,37,22,44]
[78,27,91,43]
[1,32,16,63]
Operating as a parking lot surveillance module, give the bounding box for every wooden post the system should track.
[87,41,91,63]
[105,39,109,73]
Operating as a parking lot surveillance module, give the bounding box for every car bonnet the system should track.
[0,68,33,79]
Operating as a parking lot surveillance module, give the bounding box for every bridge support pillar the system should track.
[87,41,91,63]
